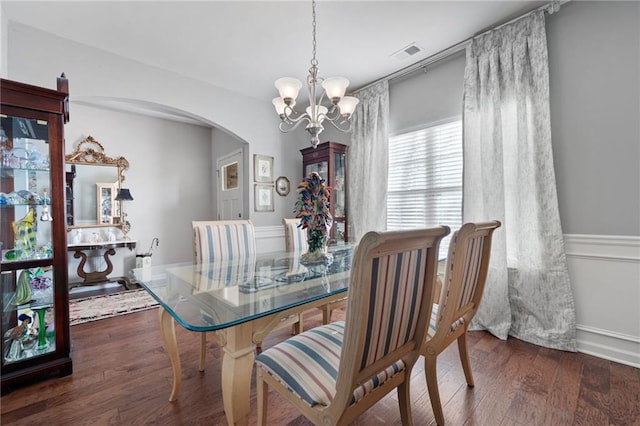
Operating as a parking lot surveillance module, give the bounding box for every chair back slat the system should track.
[457,235,484,309]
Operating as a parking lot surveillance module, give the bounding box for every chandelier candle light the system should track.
[272,0,359,148]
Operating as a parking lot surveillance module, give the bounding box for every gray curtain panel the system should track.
[349,80,390,243]
[462,11,577,351]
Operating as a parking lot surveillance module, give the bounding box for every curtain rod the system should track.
[355,0,568,93]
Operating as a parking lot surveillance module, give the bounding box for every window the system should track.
[387,119,463,258]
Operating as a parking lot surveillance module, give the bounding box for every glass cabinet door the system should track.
[333,152,346,218]
[301,142,349,244]
[1,114,57,364]
[305,161,328,179]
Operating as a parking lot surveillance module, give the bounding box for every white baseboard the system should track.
[564,234,640,368]
[576,325,640,368]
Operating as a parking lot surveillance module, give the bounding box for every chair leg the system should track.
[397,379,414,426]
[457,332,475,387]
[256,367,268,426]
[291,313,303,335]
[199,333,207,372]
[322,305,331,325]
[425,355,445,426]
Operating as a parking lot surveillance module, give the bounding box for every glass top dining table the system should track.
[130,245,353,426]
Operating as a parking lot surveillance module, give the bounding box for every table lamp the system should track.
[115,188,133,239]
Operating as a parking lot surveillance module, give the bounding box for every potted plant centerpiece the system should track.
[294,172,333,264]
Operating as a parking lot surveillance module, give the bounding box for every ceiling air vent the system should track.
[391,43,424,61]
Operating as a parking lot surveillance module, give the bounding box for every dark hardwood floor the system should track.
[1,307,638,425]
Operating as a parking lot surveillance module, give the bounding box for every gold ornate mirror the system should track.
[65,136,129,230]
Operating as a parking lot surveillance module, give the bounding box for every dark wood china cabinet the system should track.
[1,75,72,392]
[300,141,349,243]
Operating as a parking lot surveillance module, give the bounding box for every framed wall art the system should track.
[254,183,275,212]
[275,176,290,196]
[253,154,274,183]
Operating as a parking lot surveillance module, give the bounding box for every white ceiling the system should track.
[2,1,545,108]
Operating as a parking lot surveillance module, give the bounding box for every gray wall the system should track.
[66,105,212,276]
[4,21,298,229]
[389,52,465,133]
[387,1,639,236]
[547,1,639,236]
[5,1,638,250]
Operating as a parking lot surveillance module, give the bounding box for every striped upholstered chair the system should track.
[193,220,303,366]
[256,226,450,425]
[422,221,501,425]
[192,220,257,370]
[283,218,347,324]
[283,218,308,253]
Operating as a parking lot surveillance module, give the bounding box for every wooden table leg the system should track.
[158,307,181,402]
[220,322,255,426]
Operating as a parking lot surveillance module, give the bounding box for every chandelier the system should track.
[272,0,359,148]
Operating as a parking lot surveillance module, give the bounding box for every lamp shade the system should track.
[322,77,349,100]
[115,188,134,201]
[275,77,303,101]
[337,96,359,116]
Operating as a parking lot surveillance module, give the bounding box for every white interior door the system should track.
[217,149,244,220]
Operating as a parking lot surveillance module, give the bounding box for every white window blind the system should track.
[387,119,463,258]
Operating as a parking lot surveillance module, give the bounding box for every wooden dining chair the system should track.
[192,220,258,370]
[256,226,450,425]
[193,220,304,366]
[283,217,308,252]
[283,217,348,324]
[421,220,501,425]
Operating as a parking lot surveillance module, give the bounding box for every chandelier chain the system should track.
[311,0,318,67]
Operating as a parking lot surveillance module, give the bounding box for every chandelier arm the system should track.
[324,116,354,133]
[322,105,342,120]
[282,106,309,124]
[279,116,312,133]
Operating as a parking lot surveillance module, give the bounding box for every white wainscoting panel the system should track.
[564,234,640,368]
[255,225,286,254]
[254,230,640,367]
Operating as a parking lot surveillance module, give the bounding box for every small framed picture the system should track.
[254,184,275,212]
[96,182,119,224]
[275,176,290,196]
[254,154,274,183]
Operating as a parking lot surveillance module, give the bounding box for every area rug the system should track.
[69,289,158,326]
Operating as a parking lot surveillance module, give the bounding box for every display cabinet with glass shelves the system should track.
[300,141,348,243]
[1,76,72,392]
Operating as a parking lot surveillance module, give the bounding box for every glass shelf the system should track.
[0,203,51,207]
[0,166,50,174]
